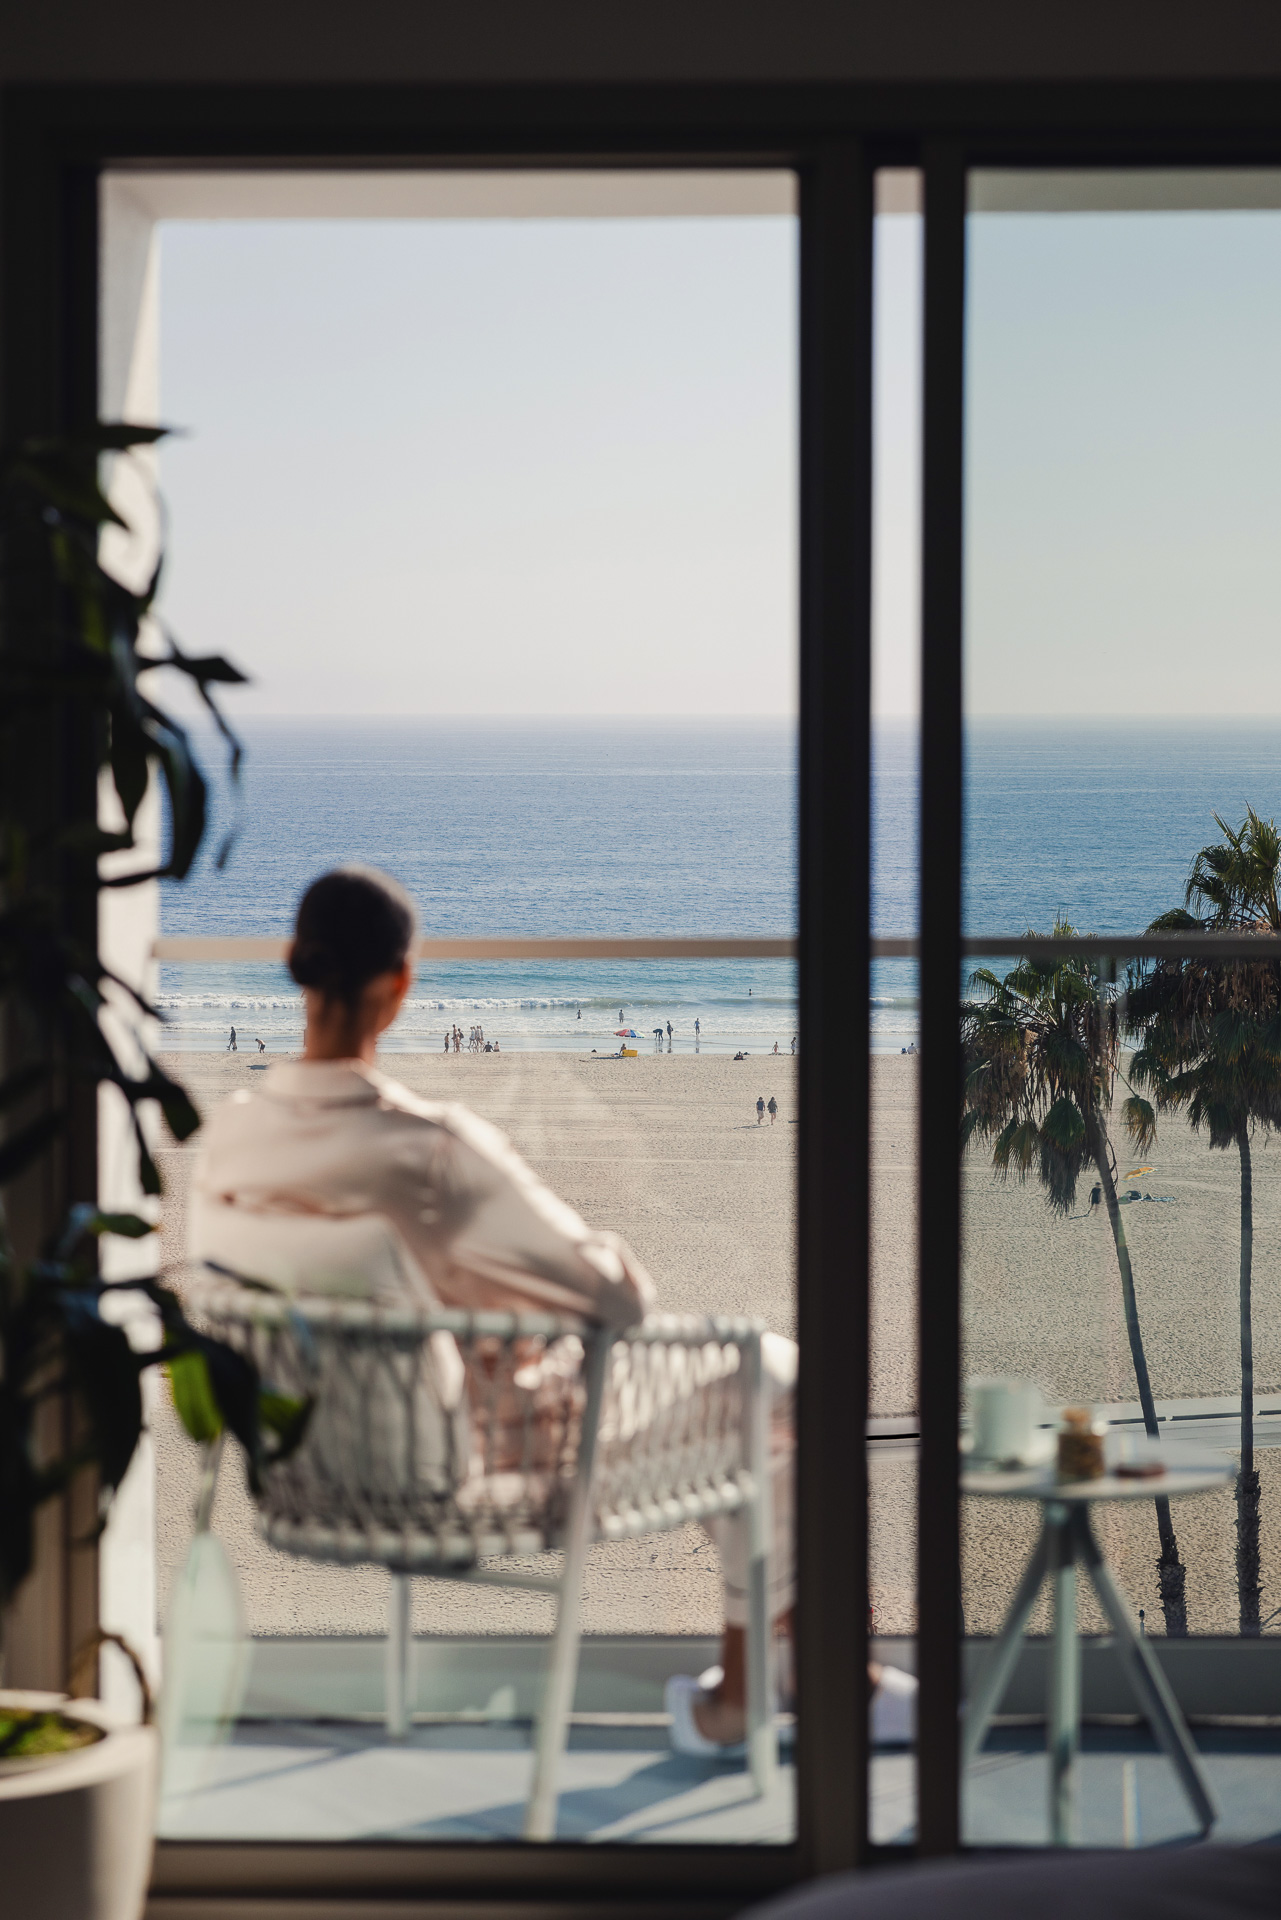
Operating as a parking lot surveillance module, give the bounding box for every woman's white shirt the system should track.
[190,1058,654,1328]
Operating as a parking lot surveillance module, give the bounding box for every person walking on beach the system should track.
[756,1096,765,1125]
[767,1096,778,1125]
[255,1037,266,1054]
[791,1036,796,1054]
[228,1026,237,1052]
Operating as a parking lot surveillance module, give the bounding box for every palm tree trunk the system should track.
[1088,1116,1188,1635]
[1237,1124,1261,1636]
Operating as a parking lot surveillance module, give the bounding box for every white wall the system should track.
[97,176,164,1713]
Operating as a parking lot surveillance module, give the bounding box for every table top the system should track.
[961,1463,1232,1503]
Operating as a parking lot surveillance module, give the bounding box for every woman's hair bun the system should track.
[289,866,416,1008]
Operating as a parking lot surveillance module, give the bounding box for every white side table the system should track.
[961,1464,1230,1845]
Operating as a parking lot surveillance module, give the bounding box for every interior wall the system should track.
[5,0,1281,87]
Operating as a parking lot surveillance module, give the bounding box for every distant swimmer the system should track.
[620,1009,625,1023]
[767,1097,778,1125]
[228,1026,237,1052]
[577,1006,581,1019]
[756,1096,766,1125]
[255,1037,266,1053]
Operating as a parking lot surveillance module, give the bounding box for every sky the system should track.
[153,193,1281,726]
[966,207,1281,717]
[156,214,799,719]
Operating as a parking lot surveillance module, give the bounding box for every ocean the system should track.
[157,716,1281,1053]
[159,719,797,1054]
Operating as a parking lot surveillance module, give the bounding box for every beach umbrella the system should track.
[1124,1166,1154,1179]
[615,1028,640,1039]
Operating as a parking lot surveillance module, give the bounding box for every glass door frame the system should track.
[1,85,872,1911]
[8,72,1281,1908]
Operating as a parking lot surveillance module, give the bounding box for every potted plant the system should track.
[0,428,306,1917]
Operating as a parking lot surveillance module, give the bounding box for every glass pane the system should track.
[962,168,1281,1846]
[99,170,799,1845]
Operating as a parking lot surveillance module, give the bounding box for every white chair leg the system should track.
[385,1573,412,1738]
[744,1331,777,1798]
[524,1332,612,1841]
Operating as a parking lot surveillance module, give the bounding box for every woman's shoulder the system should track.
[366,1073,504,1150]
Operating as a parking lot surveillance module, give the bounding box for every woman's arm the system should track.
[421,1102,656,1329]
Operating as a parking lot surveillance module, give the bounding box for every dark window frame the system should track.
[5,73,1281,1912]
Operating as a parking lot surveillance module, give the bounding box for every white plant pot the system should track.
[0,1691,157,1920]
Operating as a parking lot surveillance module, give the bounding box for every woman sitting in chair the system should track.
[193,865,910,1754]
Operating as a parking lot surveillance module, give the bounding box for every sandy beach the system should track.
[154,1047,1281,1641]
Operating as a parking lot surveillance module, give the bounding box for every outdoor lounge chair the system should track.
[185,1219,777,1842]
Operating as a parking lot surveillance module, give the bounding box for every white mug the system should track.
[968,1376,1041,1465]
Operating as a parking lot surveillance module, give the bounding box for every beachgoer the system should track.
[444,1031,450,1052]
[694,1018,700,1036]
[791,1036,796,1055]
[666,1021,673,1042]
[619,1009,624,1024]
[228,1026,237,1052]
[767,1096,778,1125]
[256,1037,266,1053]
[756,1096,765,1125]
[577,1007,581,1020]
[493,1041,500,1053]
[772,1041,779,1055]
[191,865,804,1755]
[733,1051,746,1061]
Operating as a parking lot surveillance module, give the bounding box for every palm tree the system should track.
[961,922,1188,1635]
[1125,809,1281,1635]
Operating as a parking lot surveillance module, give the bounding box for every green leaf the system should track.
[259,1390,313,1460]
[92,1212,156,1241]
[167,1350,224,1445]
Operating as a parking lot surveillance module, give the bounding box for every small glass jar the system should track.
[1057,1407,1105,1481]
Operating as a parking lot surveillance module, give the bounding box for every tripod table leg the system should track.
[1074,1507,1217,1837]
[962,1523,1051,1768]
